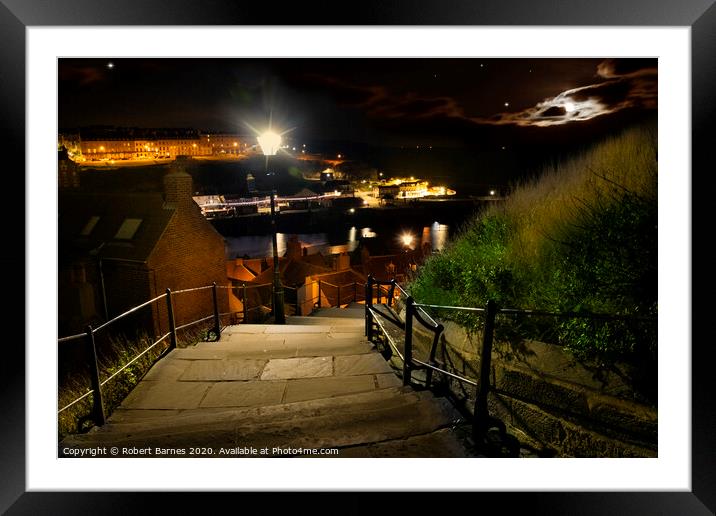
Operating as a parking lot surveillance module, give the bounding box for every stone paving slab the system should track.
[334,353,394,376]
[121,381,212,410]
[328,332,368,340]
[225,339,297,359]
[221,334,271,344]
[108,409,183,423]
[329,327,366,333]
[283,375,378,404]
[260,356,333,380]
[170,348,228,361]
[200,381,287,408]
[179,359,267,381]
[226,325,270,334]
[376,373,402,389]
[264,325,333,334]
[142,359,191,382]
[295,341,373,357]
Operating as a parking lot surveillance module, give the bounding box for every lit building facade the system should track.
[61,127,248,162]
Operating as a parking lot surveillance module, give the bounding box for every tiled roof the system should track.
[59,191,176,264]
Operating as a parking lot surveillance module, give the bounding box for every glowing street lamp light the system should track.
[401,232,414,248]
[258,130,285,324]
[257,130,282,156]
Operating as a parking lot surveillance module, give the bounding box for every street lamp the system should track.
[257,130,285,324]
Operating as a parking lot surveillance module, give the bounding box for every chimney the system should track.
[286,235,302,261]
[164,157,193,208]
[335,252,350,271]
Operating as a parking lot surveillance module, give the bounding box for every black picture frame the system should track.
[2,1,712,514]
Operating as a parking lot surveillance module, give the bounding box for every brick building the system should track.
[58,158,228,337]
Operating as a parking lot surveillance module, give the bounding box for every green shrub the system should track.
[409,121,657,362]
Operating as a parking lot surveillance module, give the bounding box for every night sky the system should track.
[59,58,657,148]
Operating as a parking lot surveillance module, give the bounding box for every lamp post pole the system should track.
[258,129,286,324]
[269,188,285,324]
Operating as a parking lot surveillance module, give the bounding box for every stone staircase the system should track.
[61,313,474,457]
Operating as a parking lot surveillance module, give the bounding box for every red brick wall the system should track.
[148,200,228,332]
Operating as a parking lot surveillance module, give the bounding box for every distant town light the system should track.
[107,62,114,69]
[349,208,355,213]
[292,147,296,151]
[257,131,282,156]
[233,142,238,146]
[337,154,342,159]
[489,190,496,196]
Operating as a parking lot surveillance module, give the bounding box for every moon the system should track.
[564,101,576,113]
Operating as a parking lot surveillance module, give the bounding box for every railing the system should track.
[316,280,366,309]
[228,282,274,321]
[58,283,229,428]
[364,275,656,451]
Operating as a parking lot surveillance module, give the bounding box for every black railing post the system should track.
[365,275,373,340]
[388,278,396,307]
[473,299,497,442]
[426,323,444,390]
[212,282,220,341]
[317,280,322,308]
[337,284,341,308]
[403,296,414,386]
[242,283,248,323]
[166,288,177,350]
[85,325,105,426]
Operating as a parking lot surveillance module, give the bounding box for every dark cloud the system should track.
[475,59,656,127]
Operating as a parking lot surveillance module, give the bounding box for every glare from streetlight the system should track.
[257,131,282,156]
[401,233,414,247]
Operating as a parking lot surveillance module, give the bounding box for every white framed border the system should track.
[27,27,690,491]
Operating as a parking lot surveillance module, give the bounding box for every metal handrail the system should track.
[413,302,486,313]
[58,333,85,344]
[58,389,93,414]
[370,307,404,361]
[367,277,657,450]
[171,285,214,295]
[175,314,215,332]
[92,292,167,334]
[58,283,231,426]
[216,282,273,289]
[412,357,477,387]
[100,332,171,388]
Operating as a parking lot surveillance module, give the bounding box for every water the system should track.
[224,222,451,259]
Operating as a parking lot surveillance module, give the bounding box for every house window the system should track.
[80,215,100,236]
[114,218,142,240]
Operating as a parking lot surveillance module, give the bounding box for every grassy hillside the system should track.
[409,122,657,361]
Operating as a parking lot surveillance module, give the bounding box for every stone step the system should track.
[92,386,425,428]
[306,306,365,319]
[60,388,465,456]
[287,315,365,325]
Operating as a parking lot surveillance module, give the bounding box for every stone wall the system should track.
[399,306,657,458]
